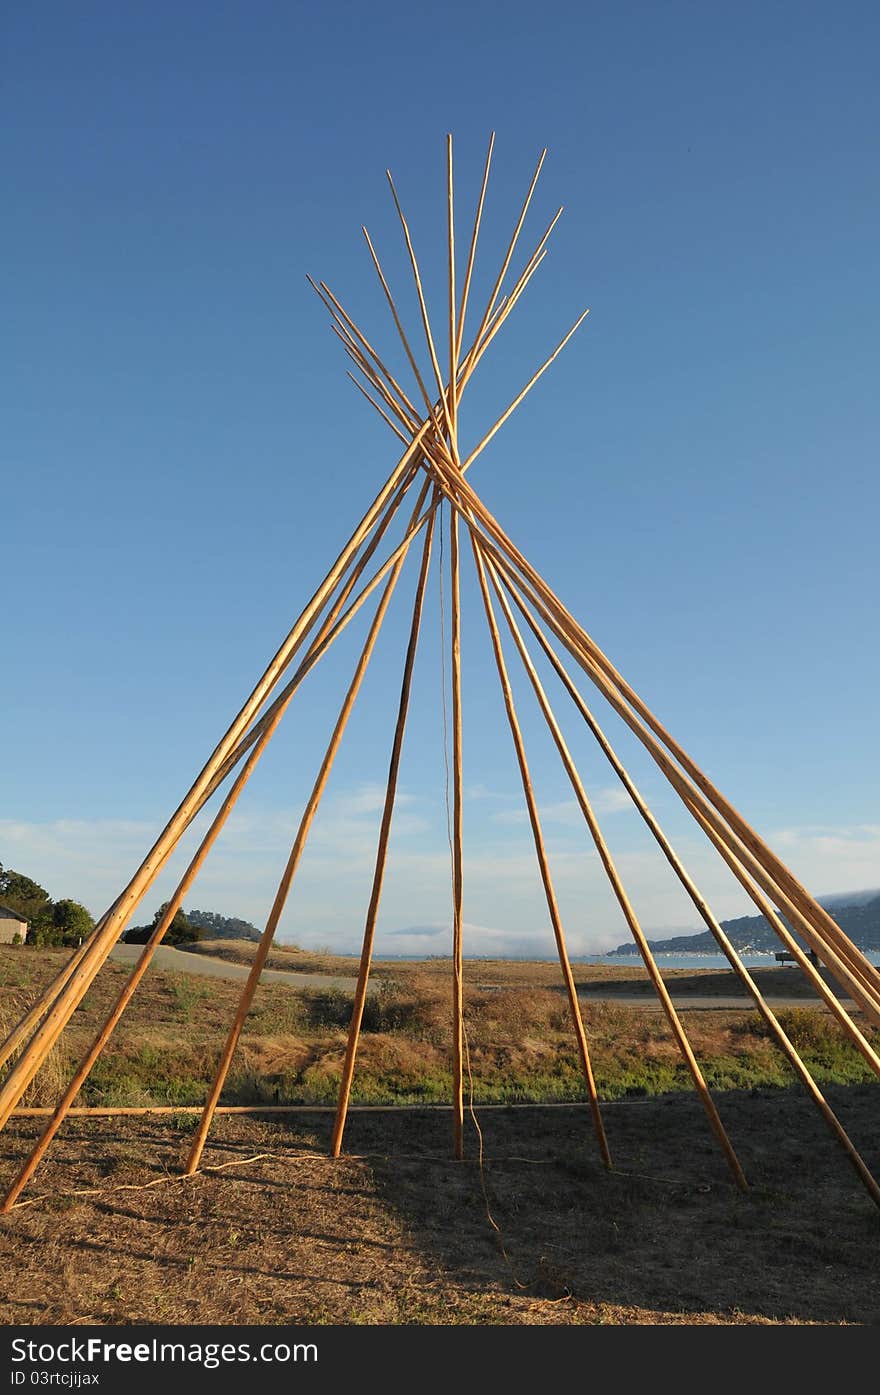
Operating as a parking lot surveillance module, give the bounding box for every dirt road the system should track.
[106,944,846,1011]
[109,942,361,994]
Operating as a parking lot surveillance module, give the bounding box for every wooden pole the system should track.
[330,314,421,432]
[447,133,458,436]
[422,465,880,1022]
[0,477,433,1208]
[678,788,880,1078]
[327,306,421,438]
[330,503,437,1157]
[483,543,880,1026]
[498,566,880,1073]
[313,260,515,450]
[459,310,590,475]
[386,169,458,453]
[450,505,465,1160]
[0,939,92,1073]
[218,284,548,798]
[360,230,450,452]
[454,132,494,366]
[346,370,409,444]
[442,136,466,1160]
[206,474,440,790]
[0,465,424,1076]
[317,145,559,455]
[0,436,436,1132]
[486,573,880,1208]
[465,476,880,1001]
[183,480,433,1177]
[459,147,547,380]
[310,276,421,430]
[1,692,296,1212]
[457,226,558,395]
[469,533,611,1168]
[481,547,748,1189]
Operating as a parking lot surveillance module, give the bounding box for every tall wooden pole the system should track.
[481,548,747,1189]
[459,147,547,379]
[489,545,880,1024]
[678,788,880,1077]
[483,542,880,1015]
[450,506,465,1160]
[0,465,423,1077]
[443,134,466,1161]
[497,489,878,997]
[0,665,314,1213]
[183,481,433,1177]
[0,478,434,1206]
[0,437,436,1132]
[0,938,93,1074]
[330,503,437,1158]
[470,534,611,1168]
[454,132,494,367]
[488,572,880,1208]
[499,567,880,1071]
[423,467,880,1023]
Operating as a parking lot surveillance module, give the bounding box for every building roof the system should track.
[0,904,28,922]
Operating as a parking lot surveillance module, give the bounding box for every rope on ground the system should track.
[3,1141,715,1216]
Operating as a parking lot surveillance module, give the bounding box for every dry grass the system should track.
[1,1091,879,1325]
[1,946,879,1325]
[1,947,878,1111]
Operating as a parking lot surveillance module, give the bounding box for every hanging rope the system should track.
[436,499,532,1289]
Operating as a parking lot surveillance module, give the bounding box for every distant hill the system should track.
[184,909,261,942]
[609,892,880,957]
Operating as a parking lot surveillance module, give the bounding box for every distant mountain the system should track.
[608,892,880,957]
[184,908,261,942]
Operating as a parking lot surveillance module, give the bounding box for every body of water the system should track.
[582,953,801,971]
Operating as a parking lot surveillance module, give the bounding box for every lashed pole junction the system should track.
[2,137,879,1213]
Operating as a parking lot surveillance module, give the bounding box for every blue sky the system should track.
[3,1,878,954]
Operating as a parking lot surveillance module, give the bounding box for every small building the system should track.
[0,905,28,944]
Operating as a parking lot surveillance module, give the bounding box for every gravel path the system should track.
[109,942,361,993]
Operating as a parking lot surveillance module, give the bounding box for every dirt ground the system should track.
[1,1085,878,1327]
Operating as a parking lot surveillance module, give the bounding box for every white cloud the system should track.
[766,824,880,894]
[491,789,634,827]
[2,810,878,958]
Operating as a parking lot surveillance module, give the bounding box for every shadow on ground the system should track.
[0,1085,878,1325]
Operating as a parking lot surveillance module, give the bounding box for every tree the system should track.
[185,908,261,941]
[28,898,95,947]
[0,865,52,925]
[51,899,94,945]
[123,903,200,946]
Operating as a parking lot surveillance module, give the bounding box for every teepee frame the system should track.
[2,136,879,1213]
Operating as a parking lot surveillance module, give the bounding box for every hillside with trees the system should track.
[121,903,201,946]
[609,892,880,956]
[1,861,262,951]
[184,908,261,941]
